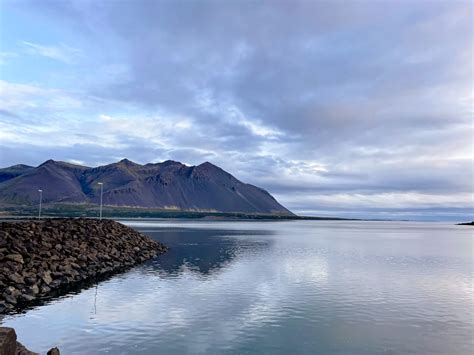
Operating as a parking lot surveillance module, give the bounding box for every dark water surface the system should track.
[1,220,472,354]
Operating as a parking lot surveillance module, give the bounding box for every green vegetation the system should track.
[0,203,351,220]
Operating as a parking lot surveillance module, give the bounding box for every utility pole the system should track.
[98,182,103,220]
[38,189,42,219]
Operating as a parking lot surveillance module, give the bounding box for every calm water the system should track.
[1,220,473,354]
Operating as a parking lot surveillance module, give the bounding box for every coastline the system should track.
[0,218,167,314]
[0,203,354,221]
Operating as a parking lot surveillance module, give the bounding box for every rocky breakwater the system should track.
[0,218,167,313]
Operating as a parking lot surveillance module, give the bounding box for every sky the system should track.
[0,0,472,220]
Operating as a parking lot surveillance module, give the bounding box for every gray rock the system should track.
[4,294,17,305]
[20,294,35,302]
[40,272,53,285]
[5,254,24,264]
[8,273,24,284]
[25,285,39,295]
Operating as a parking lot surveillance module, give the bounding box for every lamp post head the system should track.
[98,182,103,185]
[38,189,42,192]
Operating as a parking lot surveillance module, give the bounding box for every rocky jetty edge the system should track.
[0,218,168,313]
[1,327,59,355]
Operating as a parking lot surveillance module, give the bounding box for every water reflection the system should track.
[140,228,274,276]
[1,221,472,355]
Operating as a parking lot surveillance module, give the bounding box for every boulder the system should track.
[47,347,60,355]
[40,272,53,285]
[0,327,17,355]
[8,273,24,284]
[5,254,24,264]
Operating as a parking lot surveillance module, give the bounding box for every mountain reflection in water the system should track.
[1,220,472,355]
[140,227,274,276]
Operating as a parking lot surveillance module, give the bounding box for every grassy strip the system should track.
[0,203,353,220]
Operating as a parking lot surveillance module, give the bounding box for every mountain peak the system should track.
[197,161,218,169]
[196,161,224,174]
[11,164,33,169]
[0,164,35,183]
[0,158,293,215]
[39,159,57,166]
[144,160,184,168]
[38,160,88,169]
[118,158,140,166]
[1,164,34,170]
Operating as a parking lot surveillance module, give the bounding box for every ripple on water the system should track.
[1,221,473,354]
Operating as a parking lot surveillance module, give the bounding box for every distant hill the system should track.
[0,159,293,215]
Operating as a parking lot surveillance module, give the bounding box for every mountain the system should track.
[0,159,293,215]
[0,164,34,183]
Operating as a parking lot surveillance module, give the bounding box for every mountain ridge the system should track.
[0,159,293,215]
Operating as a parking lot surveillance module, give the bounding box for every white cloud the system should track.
[99,114,113,121]
[0,51,18,65]
[20,41,82,64]
[0,80,83,112]
[0,0,472,220]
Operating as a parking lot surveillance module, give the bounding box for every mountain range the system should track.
[0,159,293,215]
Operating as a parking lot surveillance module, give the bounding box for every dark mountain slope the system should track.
[0,160,89,204]
[0,159,292,215]
[0,164,34,183]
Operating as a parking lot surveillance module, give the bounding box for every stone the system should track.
[70,262,81,269]
[0,327,17,355]
[25,285,39,295]
[8,273,24,284]
[6,287,21,300]
[49,280,62,288]
[5,254,24,264]
[40,272,53,285]
[40,285,51,294]
[4,294,17,305]
[0,219,167,314]
[20,294,35,302]
[16,340,39,355]
[24,277,36,285]
[47,346,60,355]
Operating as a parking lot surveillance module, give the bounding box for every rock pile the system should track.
[0,327,40,355]
[0,218,167,313]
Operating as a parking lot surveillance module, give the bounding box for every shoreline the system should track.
[0,218,167,314]
[0,203,354,221]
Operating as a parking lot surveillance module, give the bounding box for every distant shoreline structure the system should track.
[456,221,474,226]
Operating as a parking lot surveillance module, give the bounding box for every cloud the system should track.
[98,114,113,121]
[0,0,472,220]
[0,51,18,65]
[20,41,82,64]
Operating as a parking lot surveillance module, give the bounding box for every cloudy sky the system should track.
[0,0,472,220]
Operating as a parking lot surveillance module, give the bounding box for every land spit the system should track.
[0,218,167,313]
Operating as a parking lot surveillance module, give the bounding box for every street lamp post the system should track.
[98,182,103,220]
[38,189,42,219]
